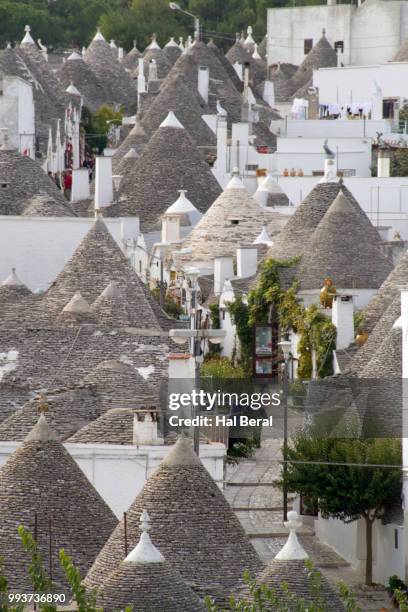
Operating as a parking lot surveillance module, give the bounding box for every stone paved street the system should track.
[223,437,393,612]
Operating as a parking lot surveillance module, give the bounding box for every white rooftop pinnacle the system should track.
[253,225,273,246]
[257,173,284,195]
[67,51,82,61]
[275,511,309,561]
[252,44,261,60]
[226,167,246,190]
[92,27,105,42]
[125,511,165,564]
[110,39,117,49]
[166,190,197,215]
[124,147,139,159]
[160,111,184,129]
[178,37,184,50]
[100,281,121,299]
[165,37,179,48]
[245,26,255,45]
[62,292,91,314]
[2,268,24,287]
[21,25,35,45]
[66,82,81,96]
[26,413,58,443]
[147,34,161,50]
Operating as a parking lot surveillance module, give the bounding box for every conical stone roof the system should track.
[290,30,337,92]
[0,387,102,442]
[298,191,393,290]
[0,414,117,592]
[267,182,382,261]
[57,55,108,112]
[163,37,182,65]
[108,114,222,231]
[140,72,216,146]
[97,512,205,611]
[121,43,142,70]
[0,147,73,216]
[82,359,159,407]
[180,171,286,263]
[112,122,149,173]
[362,249,408,333]
[84,436,262,602]
[134,46,171,80]
[207,39,243,92]
[84,31,137,111]
[40,217,163,329]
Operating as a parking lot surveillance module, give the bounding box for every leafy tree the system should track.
[204,563,363,611]
[276,433,402,586]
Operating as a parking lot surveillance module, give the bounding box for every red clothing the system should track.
[64,173,72,190]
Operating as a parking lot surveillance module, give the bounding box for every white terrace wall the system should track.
[314,62,408,107]
[0,216,139,291]
[0,441,226,518]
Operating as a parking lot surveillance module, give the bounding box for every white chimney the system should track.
[332,294,354,350]
[214,256,234,295]
[319,157,337,183]
[262,80,275,108]
[133,412,162,445]
[137,58,146,96]
[168,353,196,378]
[198,65,209,104]
[94,156,113,209]
[237,247,258,278]
[377,148,390,178]
[216,115,228,176]
[118,47,124,61]
[71,168,90,202]
[162,213,181,243]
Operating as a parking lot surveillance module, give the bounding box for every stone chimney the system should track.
[168,353,196,378]
[94,156,113,209]
[71,168,90,202]
[198,65,209,104]
[214,256,234,295]
[331,294,354,350]
[237,247,257,278]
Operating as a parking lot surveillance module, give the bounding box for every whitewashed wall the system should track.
[272,119,392,140]
[0,75,35,158]
[275,137,372,177]
[0,441,226,518]
[267,0,408,67]
[314,62,408,107]
[0,216,139,291]
[316,515,404,584]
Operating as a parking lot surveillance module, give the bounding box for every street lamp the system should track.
[278,339,291,522]
[169,2,200,42]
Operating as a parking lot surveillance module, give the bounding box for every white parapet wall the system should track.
[0,441,226,518]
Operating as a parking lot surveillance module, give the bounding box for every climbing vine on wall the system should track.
[227,258,337,379]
